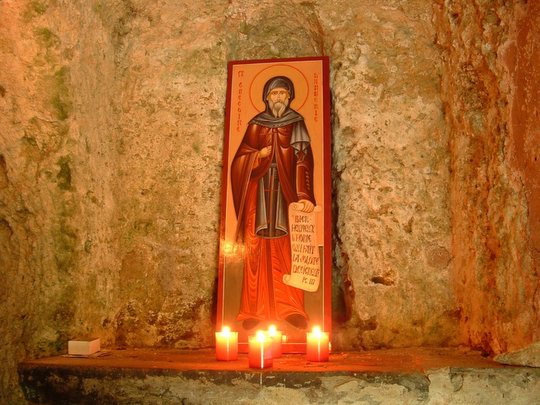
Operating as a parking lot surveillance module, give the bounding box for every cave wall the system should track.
[0,0,537,402]
[327,1,453,350]
[0,1,120,402]
[434,0,539,354]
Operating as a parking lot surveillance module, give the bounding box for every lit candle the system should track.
[306,326,329,362]
[267,325,283,358]
[248,330,273,369]
[215,326,238,361]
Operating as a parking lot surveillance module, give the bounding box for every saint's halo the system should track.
[249,64,309,112]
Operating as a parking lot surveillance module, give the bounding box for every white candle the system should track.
[215,326,238,361]
[306,326,329,362]
[248,330,273,368]
[267,325,283,358]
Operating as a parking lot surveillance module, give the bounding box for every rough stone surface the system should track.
[433,0,540,354]
[18,349,540,405]
[0,0,539,403]
[495,341,540,368]
[325,0,454,350]
[1,1,120,403]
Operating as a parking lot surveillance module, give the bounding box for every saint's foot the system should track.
[286,314,308,329]
[242,318,260,330]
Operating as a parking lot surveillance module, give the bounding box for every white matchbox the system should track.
[68,337,101,356]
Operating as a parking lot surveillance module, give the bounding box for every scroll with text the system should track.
[283,203,322,292]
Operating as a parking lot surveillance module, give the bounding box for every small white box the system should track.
[68,337,101,355]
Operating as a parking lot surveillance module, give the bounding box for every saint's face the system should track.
[266,87,290,105]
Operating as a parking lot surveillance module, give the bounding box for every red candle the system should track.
[215,326,238,361]
[248,331,273,369]
[306,326,329,362]
[267,325,283,358]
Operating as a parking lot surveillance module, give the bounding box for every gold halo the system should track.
[249,64,309,112]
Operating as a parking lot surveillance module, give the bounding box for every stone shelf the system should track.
[19,348,540,404]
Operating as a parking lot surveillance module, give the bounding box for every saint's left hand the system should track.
[297,199,315,213]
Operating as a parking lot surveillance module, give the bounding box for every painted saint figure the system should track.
[231,76,315,330]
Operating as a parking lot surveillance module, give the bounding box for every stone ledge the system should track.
[19,348,540,404]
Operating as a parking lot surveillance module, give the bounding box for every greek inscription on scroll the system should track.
[283,202,321,292]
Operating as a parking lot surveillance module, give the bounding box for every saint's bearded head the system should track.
[262,76,295,118]
[267,89,290,118]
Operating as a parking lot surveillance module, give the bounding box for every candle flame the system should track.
[256,330,266,342]
[312,326,322,337]
[222,241,244,256]
[268,325,277,336]
[222,241,234,255]
[222,326,231,336]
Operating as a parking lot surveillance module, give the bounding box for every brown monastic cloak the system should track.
[231,111,315,325]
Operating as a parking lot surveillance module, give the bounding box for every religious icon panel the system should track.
[217,57,332,352]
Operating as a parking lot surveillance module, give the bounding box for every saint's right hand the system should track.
[259,146,272,158]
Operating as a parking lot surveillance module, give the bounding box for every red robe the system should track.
[231,118,315,324]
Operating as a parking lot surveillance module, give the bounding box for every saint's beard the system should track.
[268,99,289,118]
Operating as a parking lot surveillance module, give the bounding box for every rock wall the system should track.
[0,1,120,402]
[325,1,454,350]
[434,0,540,354]
[1,0,537,402]
[94,0,454,352]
